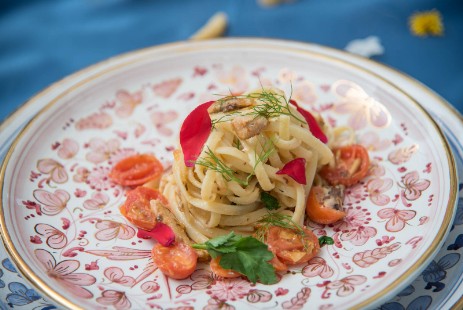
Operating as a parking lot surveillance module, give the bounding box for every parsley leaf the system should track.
[261,192,279,210]
[193,232,278,284]
[318,236,334,247]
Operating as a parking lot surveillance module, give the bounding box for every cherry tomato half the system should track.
[120,187,167,230]
[266,226,320,266]
[110,154,163,187]
[306,185,346,225]
[151,242,198,280]
[210,257,241,279]
[320,144,370,186]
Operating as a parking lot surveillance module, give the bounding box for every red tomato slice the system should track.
[265,226,320,266]
[210,257,241,278]
[151,242,198,280]
[110,154,163,187]
[306,185,346,224]
[120,187,167,231]
[320,144,370,186]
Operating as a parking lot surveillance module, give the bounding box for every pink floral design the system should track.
[204,298,235,310]
[208,279,251,301]
[83,192,109,210]
[216,65,248,95]
[141,281,160,293]
[293,81,317,105]
[95,220,136,241]
[358,132,391,151]
[104,267,136,287]
[35,249,96,298]
[332,80,391,130]
[57,138,79,159]
[399,171,430,201]
[378,208,416,232]
[302,257,334,279]
[332,206,372,232]
[85,138,120,164]
[278,68,298,83]
[153,78,182,98]
[275,288,289,296]
[369,160,386,177]
[75,112,113,130]
[367,178,393,206]
[109,148,137,165]
[86,166,115,191]
[115,89,143,118]
[37,159,68,184]
[73,167,90,183]
[35,224,67,249]
[246,290,272,303]
[344,183,368,204]
[96,290,131,310]
[151,110,178,136]
[338,226,377,246]
[325,275,367,297]
[388,145,419,164]
[33,189,70,215]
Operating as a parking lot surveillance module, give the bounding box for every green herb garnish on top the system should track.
[192,232,278,284]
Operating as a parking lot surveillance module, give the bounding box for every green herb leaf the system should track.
[318,236,334,247]
[261,192,279,210]
[192,232,277,284]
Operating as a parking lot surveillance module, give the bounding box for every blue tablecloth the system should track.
[0,0,462,122]
[1,1,463,309]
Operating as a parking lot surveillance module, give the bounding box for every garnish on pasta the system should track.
[111,87,370,283]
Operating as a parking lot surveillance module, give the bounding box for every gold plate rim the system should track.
[0,38,459,310]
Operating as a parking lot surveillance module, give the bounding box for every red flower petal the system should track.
[137,222,175,246]
[289,100,327,143]
[276,158,307,185]
[180,101,215,167]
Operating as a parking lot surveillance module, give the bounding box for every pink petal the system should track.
[97,290,131,310]
[397,210,417,221]
[58,139,79,159]
[180,101,215,167]
[35,224,67,249]
[37,159,60,174]
[337,285,355,297]
[369,102,391,128]
[33,189,69,215]
[58,279,94,299]
[137,222,175,246]
[348,112,368,130]
[276,158,307,185]
[343,275,367,285]
[54,260,80,275]
[377,208,396,219]
[371,194,390,206]
[290,100,327,143]
[386,216,406,232]
[35,249,56,271]
[403,171,419,184]
[51,167,68,184]
[61,272,97,286]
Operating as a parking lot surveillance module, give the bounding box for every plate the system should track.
[0,39,458,309]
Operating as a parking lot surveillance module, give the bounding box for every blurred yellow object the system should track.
[409,9,444,37]
[190,12,228,40]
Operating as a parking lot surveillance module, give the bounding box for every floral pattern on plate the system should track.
[0,50,456,310]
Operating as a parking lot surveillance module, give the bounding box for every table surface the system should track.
[1,1,463,309]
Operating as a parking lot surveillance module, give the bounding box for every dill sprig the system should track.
[254,212,307,247]
[246,88,303,123]
[209,86,305,125]
[195,147,248,186]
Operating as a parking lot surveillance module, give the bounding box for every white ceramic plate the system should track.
[0,39,458,310]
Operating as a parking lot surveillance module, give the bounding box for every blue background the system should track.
[0,0,462,122]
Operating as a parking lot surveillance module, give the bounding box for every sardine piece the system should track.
[232,115,269,140]
[208,97,255,114]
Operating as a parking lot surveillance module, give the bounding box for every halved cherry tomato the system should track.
[306,185,346,224]
[210,257,241,278]
[120,187,167,230]
[265,226,320,266]
[320,144,370,186]
[110,154,163,187]
[268,249,289,272]
[151,242,198,280]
